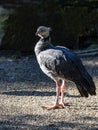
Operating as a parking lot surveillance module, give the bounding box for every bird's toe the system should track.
[59,102,71,107]
[41,103,64,110]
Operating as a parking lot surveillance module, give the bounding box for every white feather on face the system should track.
[36,26,51,38]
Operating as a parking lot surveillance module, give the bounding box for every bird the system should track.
[34,26,96,110]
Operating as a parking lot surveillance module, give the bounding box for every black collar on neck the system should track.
[41,36,50,42]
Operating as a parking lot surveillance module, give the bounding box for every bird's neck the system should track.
[42,36,50,41]
[40,36,52,47]
[35,36,52,56]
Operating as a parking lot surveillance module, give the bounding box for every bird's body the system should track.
[35,26,96,110]
[35,40,76,81]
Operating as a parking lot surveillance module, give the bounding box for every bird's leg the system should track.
[45,81,63,110]
[60,80,65,107]
[42,80,69,110]
[55,81,61,105]
[60,80,70,107]
[61,80,65,104]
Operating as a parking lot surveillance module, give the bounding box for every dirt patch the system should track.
[0,55,98,130]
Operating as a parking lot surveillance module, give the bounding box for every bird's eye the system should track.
[40,30,44,32]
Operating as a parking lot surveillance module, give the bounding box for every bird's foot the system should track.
[59,101,71,107]
[41,102,64,110]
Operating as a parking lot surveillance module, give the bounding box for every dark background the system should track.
[0,0,98,55]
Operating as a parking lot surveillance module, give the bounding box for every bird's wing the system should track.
[55,46,86,74]
[55,46,96,96]
[37,48,79,80]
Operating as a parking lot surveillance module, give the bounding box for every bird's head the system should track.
[36,26,51,38]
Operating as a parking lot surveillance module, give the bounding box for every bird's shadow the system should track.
[2,90,81,98]
[66,94,81,98]
[2,90,55,96]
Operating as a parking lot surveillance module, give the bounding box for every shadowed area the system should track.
[0,114,98,130]
[2,90,55,96]
[1,90,81,98]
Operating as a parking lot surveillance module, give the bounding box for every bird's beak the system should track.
[35,29,41,35]
[35,30,42,36]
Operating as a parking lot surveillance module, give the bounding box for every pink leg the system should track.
[61,80,65,103]
[42,80,70,110]
[42,81,63,110]
[46,81,62,110]
[55,81,61,102]
[60,80,70,106]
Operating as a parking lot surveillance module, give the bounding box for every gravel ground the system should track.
[0,54,98,130]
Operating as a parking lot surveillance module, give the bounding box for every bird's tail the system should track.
[75,72,96,97]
